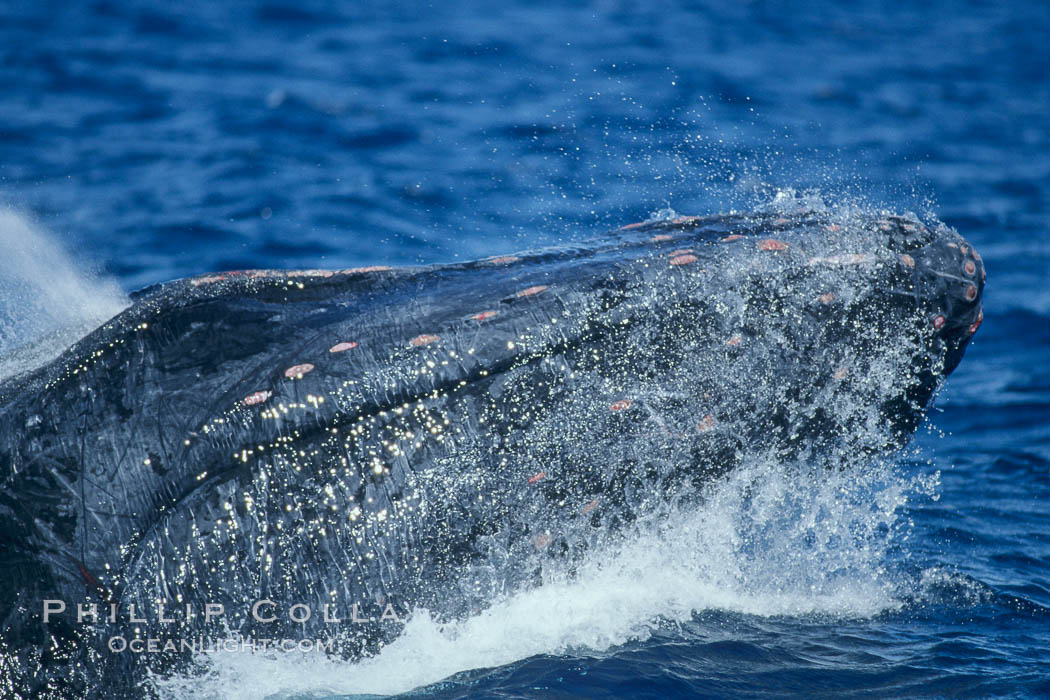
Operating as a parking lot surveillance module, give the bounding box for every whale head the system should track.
[882,215,984,375]
[0,211,983,694]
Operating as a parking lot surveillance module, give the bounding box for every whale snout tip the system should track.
[937,232,985,336]
[917,225,985,374]
[877,215,984,374]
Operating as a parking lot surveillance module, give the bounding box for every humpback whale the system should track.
[0,211,983,696]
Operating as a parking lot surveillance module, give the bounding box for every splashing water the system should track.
[153,454,939,700]
[132,199,965,698]
[0,196,967,697]
[0,208,128,381]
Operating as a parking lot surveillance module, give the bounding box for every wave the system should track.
[153,453,939,699]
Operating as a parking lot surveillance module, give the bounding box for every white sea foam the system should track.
[154,455,937,700]
[0,207,127,381]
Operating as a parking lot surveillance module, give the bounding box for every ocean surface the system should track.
[1,1,1048,698]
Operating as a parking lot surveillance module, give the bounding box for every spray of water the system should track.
[153,453,939,700]
[138,190,963,699]
[0,208,128,381]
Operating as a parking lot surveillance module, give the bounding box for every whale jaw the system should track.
[0,211,983,694]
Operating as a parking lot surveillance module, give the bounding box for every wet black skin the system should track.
[0,211,983,697]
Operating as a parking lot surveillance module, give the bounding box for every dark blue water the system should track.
[2,1,1049,697]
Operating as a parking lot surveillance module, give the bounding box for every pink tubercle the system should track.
[339,266,393,274]
[242,390,272,406]
[191,274,226,286]
[409,334,440,347]
[284,363,315,379]
[969,309,984,335]
[517,285,548,297]
[759,239,789,252]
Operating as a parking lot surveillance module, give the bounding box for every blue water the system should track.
[2,1,1049,698]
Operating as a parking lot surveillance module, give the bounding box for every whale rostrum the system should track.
[0,211,985,695]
